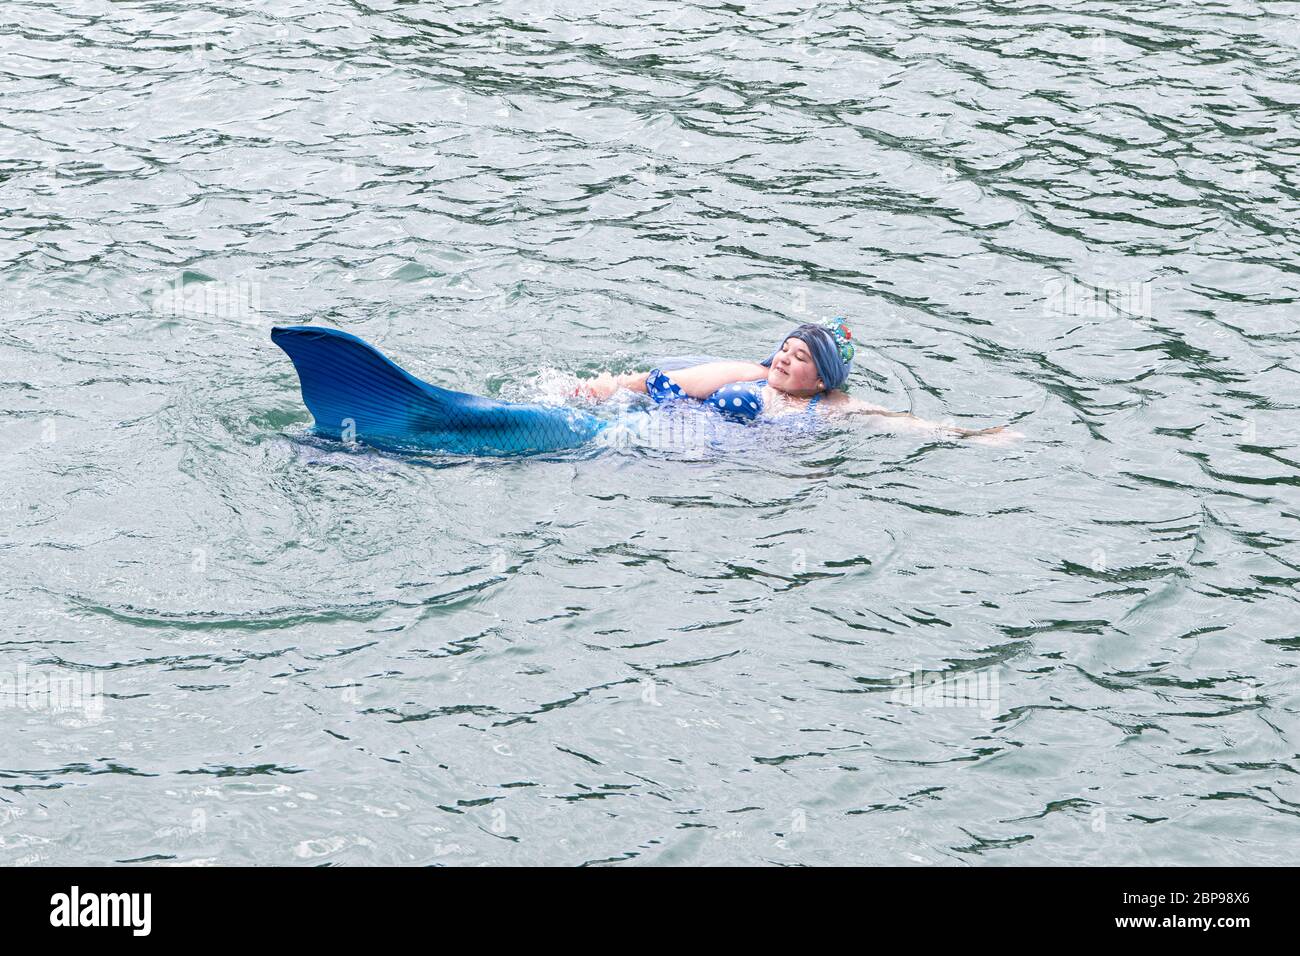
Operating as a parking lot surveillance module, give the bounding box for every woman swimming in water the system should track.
[269,320,1014,457]
[574,319,1009,440]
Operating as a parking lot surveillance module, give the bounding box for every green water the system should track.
[1,0,1297,865]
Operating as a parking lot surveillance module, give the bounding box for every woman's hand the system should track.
[572,372,630,402]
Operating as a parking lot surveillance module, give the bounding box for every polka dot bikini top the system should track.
[645,370,822,422]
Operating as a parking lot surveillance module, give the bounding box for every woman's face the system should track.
[767,336,823,396]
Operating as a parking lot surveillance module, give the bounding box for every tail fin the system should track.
[271,326,604,456]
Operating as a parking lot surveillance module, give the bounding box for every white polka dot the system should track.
[716,400,725,407]
[732,398,741,407]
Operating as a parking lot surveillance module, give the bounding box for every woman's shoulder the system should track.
[815,389,882,417]
[816,390,893,416]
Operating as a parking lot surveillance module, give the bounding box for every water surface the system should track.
[1,0,1298,865]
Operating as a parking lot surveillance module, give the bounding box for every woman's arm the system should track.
[578,362,769,401]
[824,392,1010,439]
[649,362,769,399]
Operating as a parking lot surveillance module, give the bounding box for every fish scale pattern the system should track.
[272,326,605,456]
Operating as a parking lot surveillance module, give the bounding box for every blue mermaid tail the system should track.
[271,326,606,456]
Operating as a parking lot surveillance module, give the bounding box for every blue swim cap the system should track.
[761,319,854,391]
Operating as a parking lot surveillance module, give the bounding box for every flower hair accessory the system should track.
[825,318,854,363]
